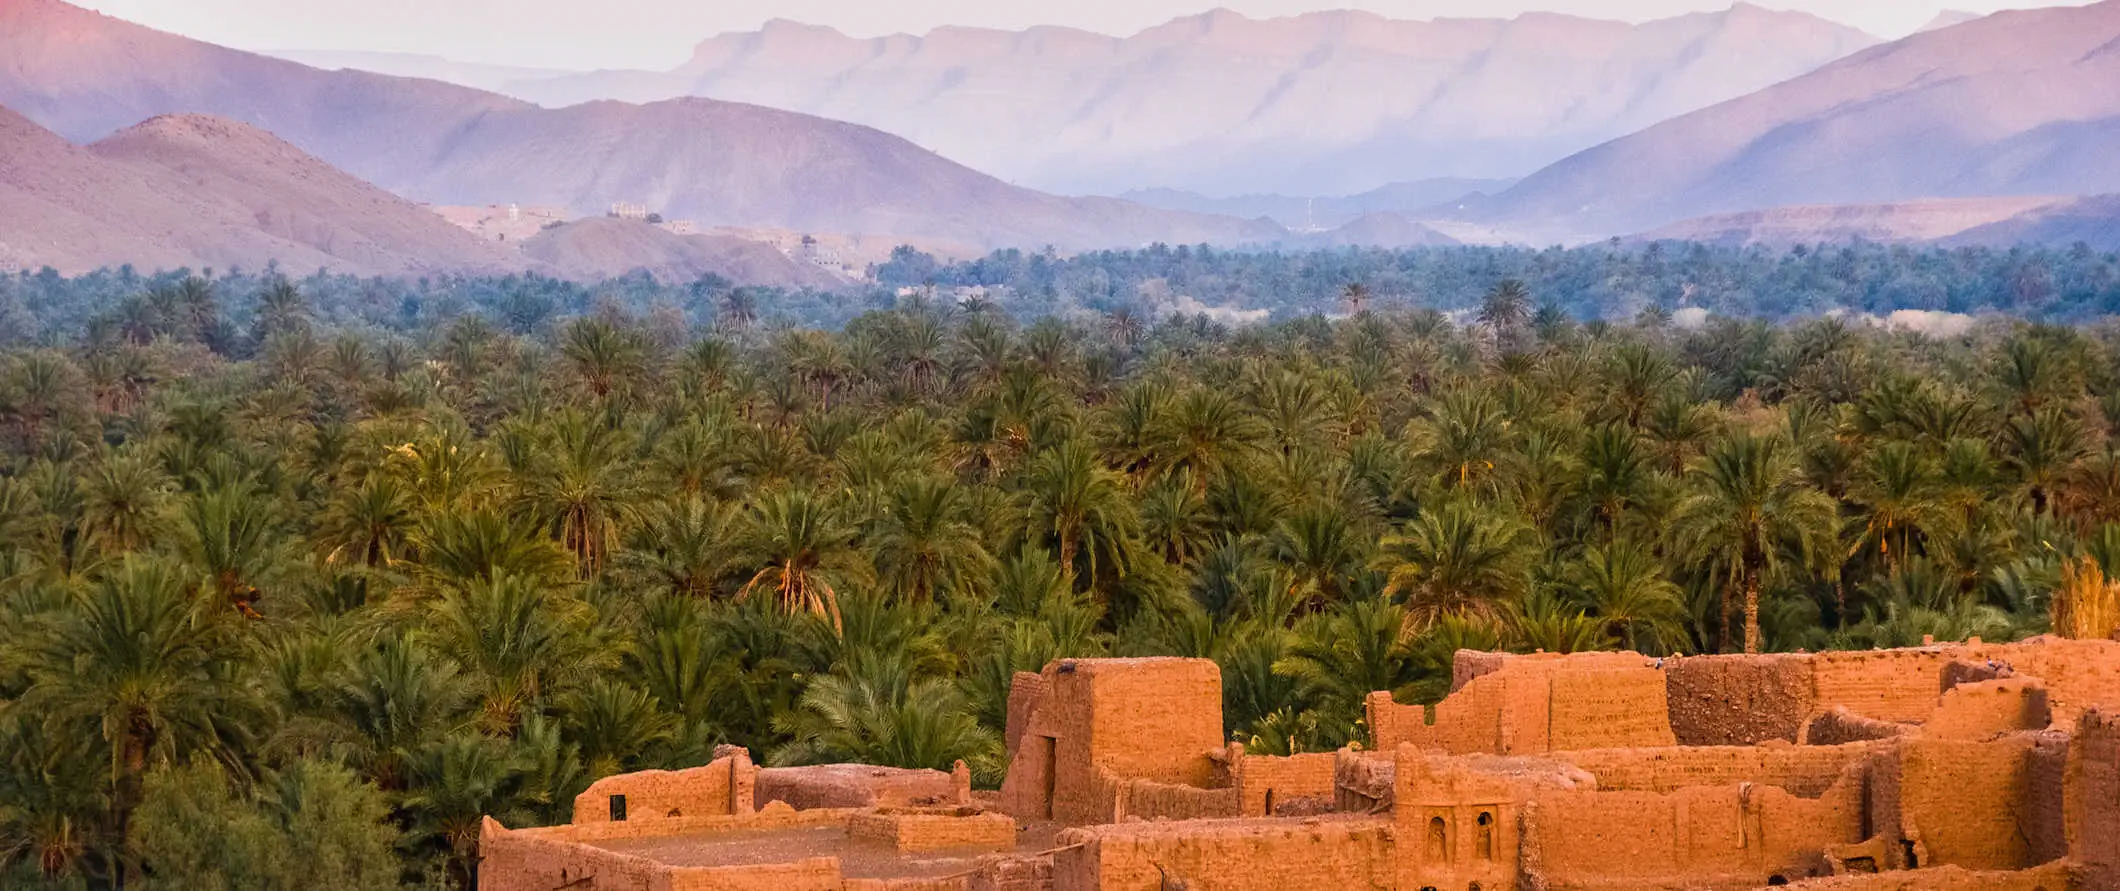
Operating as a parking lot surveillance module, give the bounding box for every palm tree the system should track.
[1340,282,1372,315]
[559,318,647,403]
[769,652,999,772]
[1274,598,1422,748]
[869,476,993,603]
[513,411,640,574]
[1015,440,1139,591]
[621,497,732,599]
[735,489,872,629]
[1846,441,1949,570]
[315,475,417,568]
[429,572,612,734]
[1670,432,1839,653]
[1563,540,1689,653]
[13,558,257,867]
[1268,503,1364,611]
[1408,388,1512,492]
[1375,501,1536,630]
[1577,423,1650,537]
[1147,388,1267,485]
[176,483,290,617]
[2002,406,2088,515]
[80,447,171,556]
[320,633,477,791]
[1478,279,1533,348]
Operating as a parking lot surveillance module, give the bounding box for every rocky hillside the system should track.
[488,6,1875,196]
[1469,0,2120,242]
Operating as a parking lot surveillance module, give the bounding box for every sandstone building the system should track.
[480,638,2120,890]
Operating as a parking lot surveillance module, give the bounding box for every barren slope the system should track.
[496,6,1875,195]
[520,218,849,290]
[1472,0,2120,241]
[0,106,527,275]
[1634,197,2066,248]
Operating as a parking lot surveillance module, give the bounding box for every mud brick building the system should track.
[481,641,2120,890]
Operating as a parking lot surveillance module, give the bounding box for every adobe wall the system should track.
[1665,654,1814,745]
[1006,671,1049,759]
[1995,638,2120,728]
[1370,655,1675,755]
[2066,708,2120,885]
[757,763,967,811]
[1522,774,1865,889]
[1553,742,1873,798]
[478,817,845,891]
[1776,862,2078,890]
[1926,678,2051,740]
[1798,708,1911,747]
[847,810,1017,854]
[1000,658,1224,825]
[1393,746,1527,891]
[574,751,756,824]
[1051,816,1396,891]
[1106,773,1240,822]
[1874,735,2068,871]
[1234,752,1339,816]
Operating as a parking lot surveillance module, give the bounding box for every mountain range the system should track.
[407,5,1878,197]
[0,107,523,276]
[1468,0,2120,242]
[0,0,1280,254]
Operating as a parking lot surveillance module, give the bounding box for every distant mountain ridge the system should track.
[0,106,527,276]
[1120,178,1517,230]
[1467,0,2120,242]
[484,5,1877,196]
[0,0,1286,253]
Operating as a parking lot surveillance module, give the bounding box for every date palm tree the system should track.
[869,475,992,604]
[735,489,871,629]
[1670,432,1838,653]
[1376,501,1536,630]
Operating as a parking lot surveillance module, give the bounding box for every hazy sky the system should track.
[76,0,2096,70]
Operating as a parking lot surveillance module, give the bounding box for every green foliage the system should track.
[2,264,2119,886]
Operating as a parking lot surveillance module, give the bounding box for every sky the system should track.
[74,0,2097,70]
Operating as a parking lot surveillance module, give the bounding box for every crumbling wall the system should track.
[1006,672,1048,759]
[1880,735,2063,871]
[1810,649,1966,724]
[574,751,756,824]
[1001,658,1224,825]
[1372,657,1674,755]
[1554,742,1872,798]
[1995,637,2120,727]
[478,817,845,891]
[757,763,965,811]
[1776,862,2078,890]
[2067,708,2120,885]
[1234,752,1338,816]
[1524,774,1864,889]
[1664,654,1814,745]
[1109,773,1240,822]
[847,809,1017,854]
[1052,817,1395,891]
[1392,747,1526,891]
[1799,708,1911,747]
[1925,678,2052,740]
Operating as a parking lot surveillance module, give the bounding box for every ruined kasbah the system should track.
[479,639,2120,891]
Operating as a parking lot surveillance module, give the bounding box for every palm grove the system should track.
[3,268,2120,888]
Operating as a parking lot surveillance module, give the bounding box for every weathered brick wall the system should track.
[1113,774,1239,822]
[1001,658,1224,825]
[1799,707,1911,746]
[1053,817,1395,891]
[1664,654,1814,745]
[757,764,960,810]
[1925,678,2051,740]
[1996,638,2120,727]
[1884,736,2055,870]
[1809,649,1965,724]
[1524,776,1864,889]
[1374,657,1673,755]
[2067,708,2120,884]
[1775,862,2077,890]
[663,858,843,891]
[1005,671,1048,759]
[574,752,755,824]
[479,817,672,891]
[1554,742,1873,797]
[1235,752,1337,816]
[847,811,1017,854]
